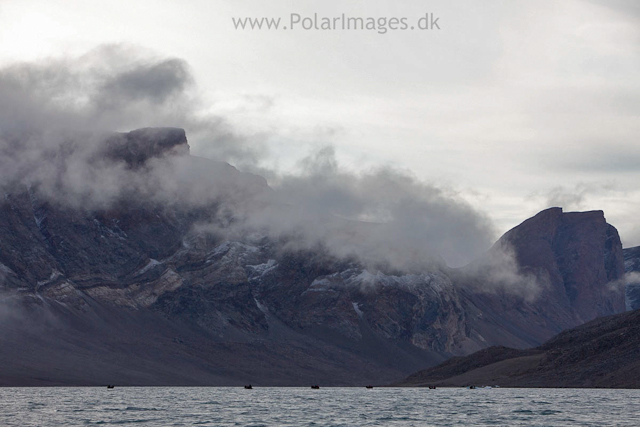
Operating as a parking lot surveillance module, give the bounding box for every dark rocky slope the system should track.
[0,128,627,385]
[397,308,640,388]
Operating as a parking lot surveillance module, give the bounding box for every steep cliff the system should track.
[455,207,626,348]
[624,246,640,310]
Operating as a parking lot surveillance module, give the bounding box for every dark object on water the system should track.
[468,385,476,389]
[428,386,436,389]
[244,385,252,389]
[366,385,373,389]
[311,385,320,389]
[107,385,115,389]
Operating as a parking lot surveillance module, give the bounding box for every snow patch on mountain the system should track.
[248,259,277,278]
[135,259,162,276]
[352,302,364,318]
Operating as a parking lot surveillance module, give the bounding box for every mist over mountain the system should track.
[624,246,640,311]
[0,124,630,385]
[0,47,496,270]
[0,48,635,386]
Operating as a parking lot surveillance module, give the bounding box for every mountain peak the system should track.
[103,127,189,166]
[495,207,624,322]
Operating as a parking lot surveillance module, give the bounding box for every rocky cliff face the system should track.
[101,127,190,166]
[0,128,628,385]
[624,246,640,310]
[455,208,626,348]
[494,207,624,321]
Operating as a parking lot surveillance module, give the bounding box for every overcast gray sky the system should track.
[0,0,638,247]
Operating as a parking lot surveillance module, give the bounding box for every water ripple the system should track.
[0,387,639,426]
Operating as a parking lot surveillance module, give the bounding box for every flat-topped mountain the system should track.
[454,207,626,350]
[101,127,190,166]
[494,207,625,321]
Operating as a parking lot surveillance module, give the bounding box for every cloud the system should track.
[546,143,640,175]
[245,147,495,269]
[607,271,640,291]
[528,182,617,211]
[1,0,639,259]
[456,242,543,301]
[0,46,498,270]
[584,0,640,17]
[0,45,264,163]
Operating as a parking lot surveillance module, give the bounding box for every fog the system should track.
[0,47,505,270]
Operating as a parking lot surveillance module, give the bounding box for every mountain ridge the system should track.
[0,127,629,385]
[396,308,640,388]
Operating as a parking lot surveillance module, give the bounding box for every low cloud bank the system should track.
[0,46,503,270]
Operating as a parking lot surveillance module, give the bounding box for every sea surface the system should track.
[0,386,638,426]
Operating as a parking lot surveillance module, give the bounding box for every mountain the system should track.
[455,207,626,349]
[396,308,640,388]
[624,246,640,310]
[0,128,627,385]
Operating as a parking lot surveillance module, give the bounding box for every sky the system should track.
[0,0,639,249]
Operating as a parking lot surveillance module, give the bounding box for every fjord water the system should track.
[1,387,638,426]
